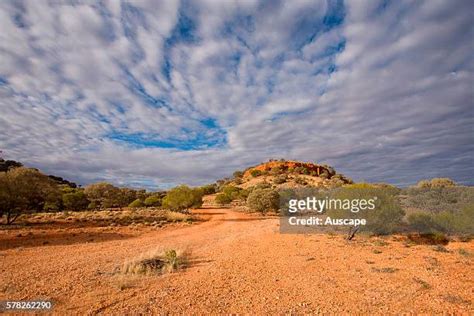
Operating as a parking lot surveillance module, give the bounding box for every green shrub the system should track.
[144,195,162,207]
[222,185,242,199]
[129,199,144,208]
[162,185,203,211]
[246,188,280,213]
[408,212,437,233]
[237,188,251,200]
[250,169,262,177]
[215,193,233,205]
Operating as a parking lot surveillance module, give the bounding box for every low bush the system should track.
[250,169,263,177]
[144,195,161,207]
[246,188,280,213]
[222,185,242,199]
[128,199,144,208]
[215,193,233,205]
[162,185,203,212]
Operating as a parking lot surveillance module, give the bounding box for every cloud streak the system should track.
[0,0,472,189]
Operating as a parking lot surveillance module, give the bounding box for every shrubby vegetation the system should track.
[246,188,280,213]
[403,185,473,213]
[162,185,203,212]
[250,169,262,177]
[144,195,162,207]
[416,178,456,189]
[129,199,144,208]
[407,204,473,236]
[329,184,405,235]
[0,161,204,224]
[215,193,233,205]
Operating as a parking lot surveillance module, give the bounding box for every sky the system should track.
[0,0,473,189]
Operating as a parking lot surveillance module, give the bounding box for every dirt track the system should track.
[1,206,473,314]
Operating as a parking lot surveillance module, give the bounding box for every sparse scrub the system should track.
[432,245,449,253]
[458,248,472,257]
[413,277,431,289]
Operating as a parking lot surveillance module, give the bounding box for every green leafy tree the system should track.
[62,189,89,211]
[0,167,59,224]
[84,182,121,209]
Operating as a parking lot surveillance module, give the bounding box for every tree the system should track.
[84,182,121,209]
[0,167,59,224]
[118,188,138,207]
[162,185,203,211]
[62,189,89,211]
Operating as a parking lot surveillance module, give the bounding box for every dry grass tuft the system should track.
[120,249,189,276]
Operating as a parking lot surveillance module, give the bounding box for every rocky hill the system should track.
[229,159,353,189]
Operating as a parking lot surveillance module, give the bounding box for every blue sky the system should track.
[0,0,473,189]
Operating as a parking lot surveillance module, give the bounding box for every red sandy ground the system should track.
[0,205,473,314]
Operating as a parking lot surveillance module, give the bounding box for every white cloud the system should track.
[0,0,472,189]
